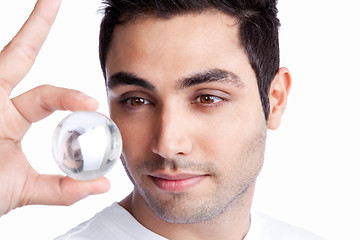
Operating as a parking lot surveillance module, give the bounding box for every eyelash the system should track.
[119,97,152,109]
[193,95,225,105]
[119,94,225,110]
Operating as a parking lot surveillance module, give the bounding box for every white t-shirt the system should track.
[55,203,324,240]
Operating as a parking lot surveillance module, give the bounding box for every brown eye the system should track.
[130,98,146,106]
[196,95,223,104]
[122,97,151,107]
[200,95,214,104]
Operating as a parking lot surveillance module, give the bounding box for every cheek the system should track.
[192,115,241,172]
[208,123,266,184]
[196,101,266,169]
[111,112,154,166]
[124,126,152,161]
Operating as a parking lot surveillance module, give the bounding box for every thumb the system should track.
[28,175,111,206]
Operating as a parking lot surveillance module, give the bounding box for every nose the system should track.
[151,106,193,159]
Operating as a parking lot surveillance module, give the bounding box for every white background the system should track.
[0,0,359,239]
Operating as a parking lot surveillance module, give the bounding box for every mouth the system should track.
[149,173,208,193]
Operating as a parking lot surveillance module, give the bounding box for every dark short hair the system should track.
[99,0,280,120]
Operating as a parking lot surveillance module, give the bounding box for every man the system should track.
[0,0,323,239]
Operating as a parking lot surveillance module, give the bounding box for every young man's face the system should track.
[106,12,269,223]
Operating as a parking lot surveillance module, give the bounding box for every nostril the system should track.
[150,113,193,159]
[151,138,191,160]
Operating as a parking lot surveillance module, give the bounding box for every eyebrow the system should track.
[107,69,244,90]
[107,72,155,90]
[177,69,245,89]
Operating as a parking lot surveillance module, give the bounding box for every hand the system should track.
[0,0,110,216]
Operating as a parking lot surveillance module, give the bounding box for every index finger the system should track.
[0,0,62,92]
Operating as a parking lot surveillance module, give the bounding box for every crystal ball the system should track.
[52,111,122,181]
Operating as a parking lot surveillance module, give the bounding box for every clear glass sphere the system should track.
[52,111,122,181]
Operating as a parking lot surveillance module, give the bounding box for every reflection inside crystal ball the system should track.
[52,111,122,181]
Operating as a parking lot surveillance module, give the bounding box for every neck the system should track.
[120,183,256,240]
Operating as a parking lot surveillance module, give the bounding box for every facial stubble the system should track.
[122,129,267,224]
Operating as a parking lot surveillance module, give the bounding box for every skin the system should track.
[0,2,290,240]
[106,11,291,240]
[0,0,110,217]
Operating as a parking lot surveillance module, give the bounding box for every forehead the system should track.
[105,11,253,86]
